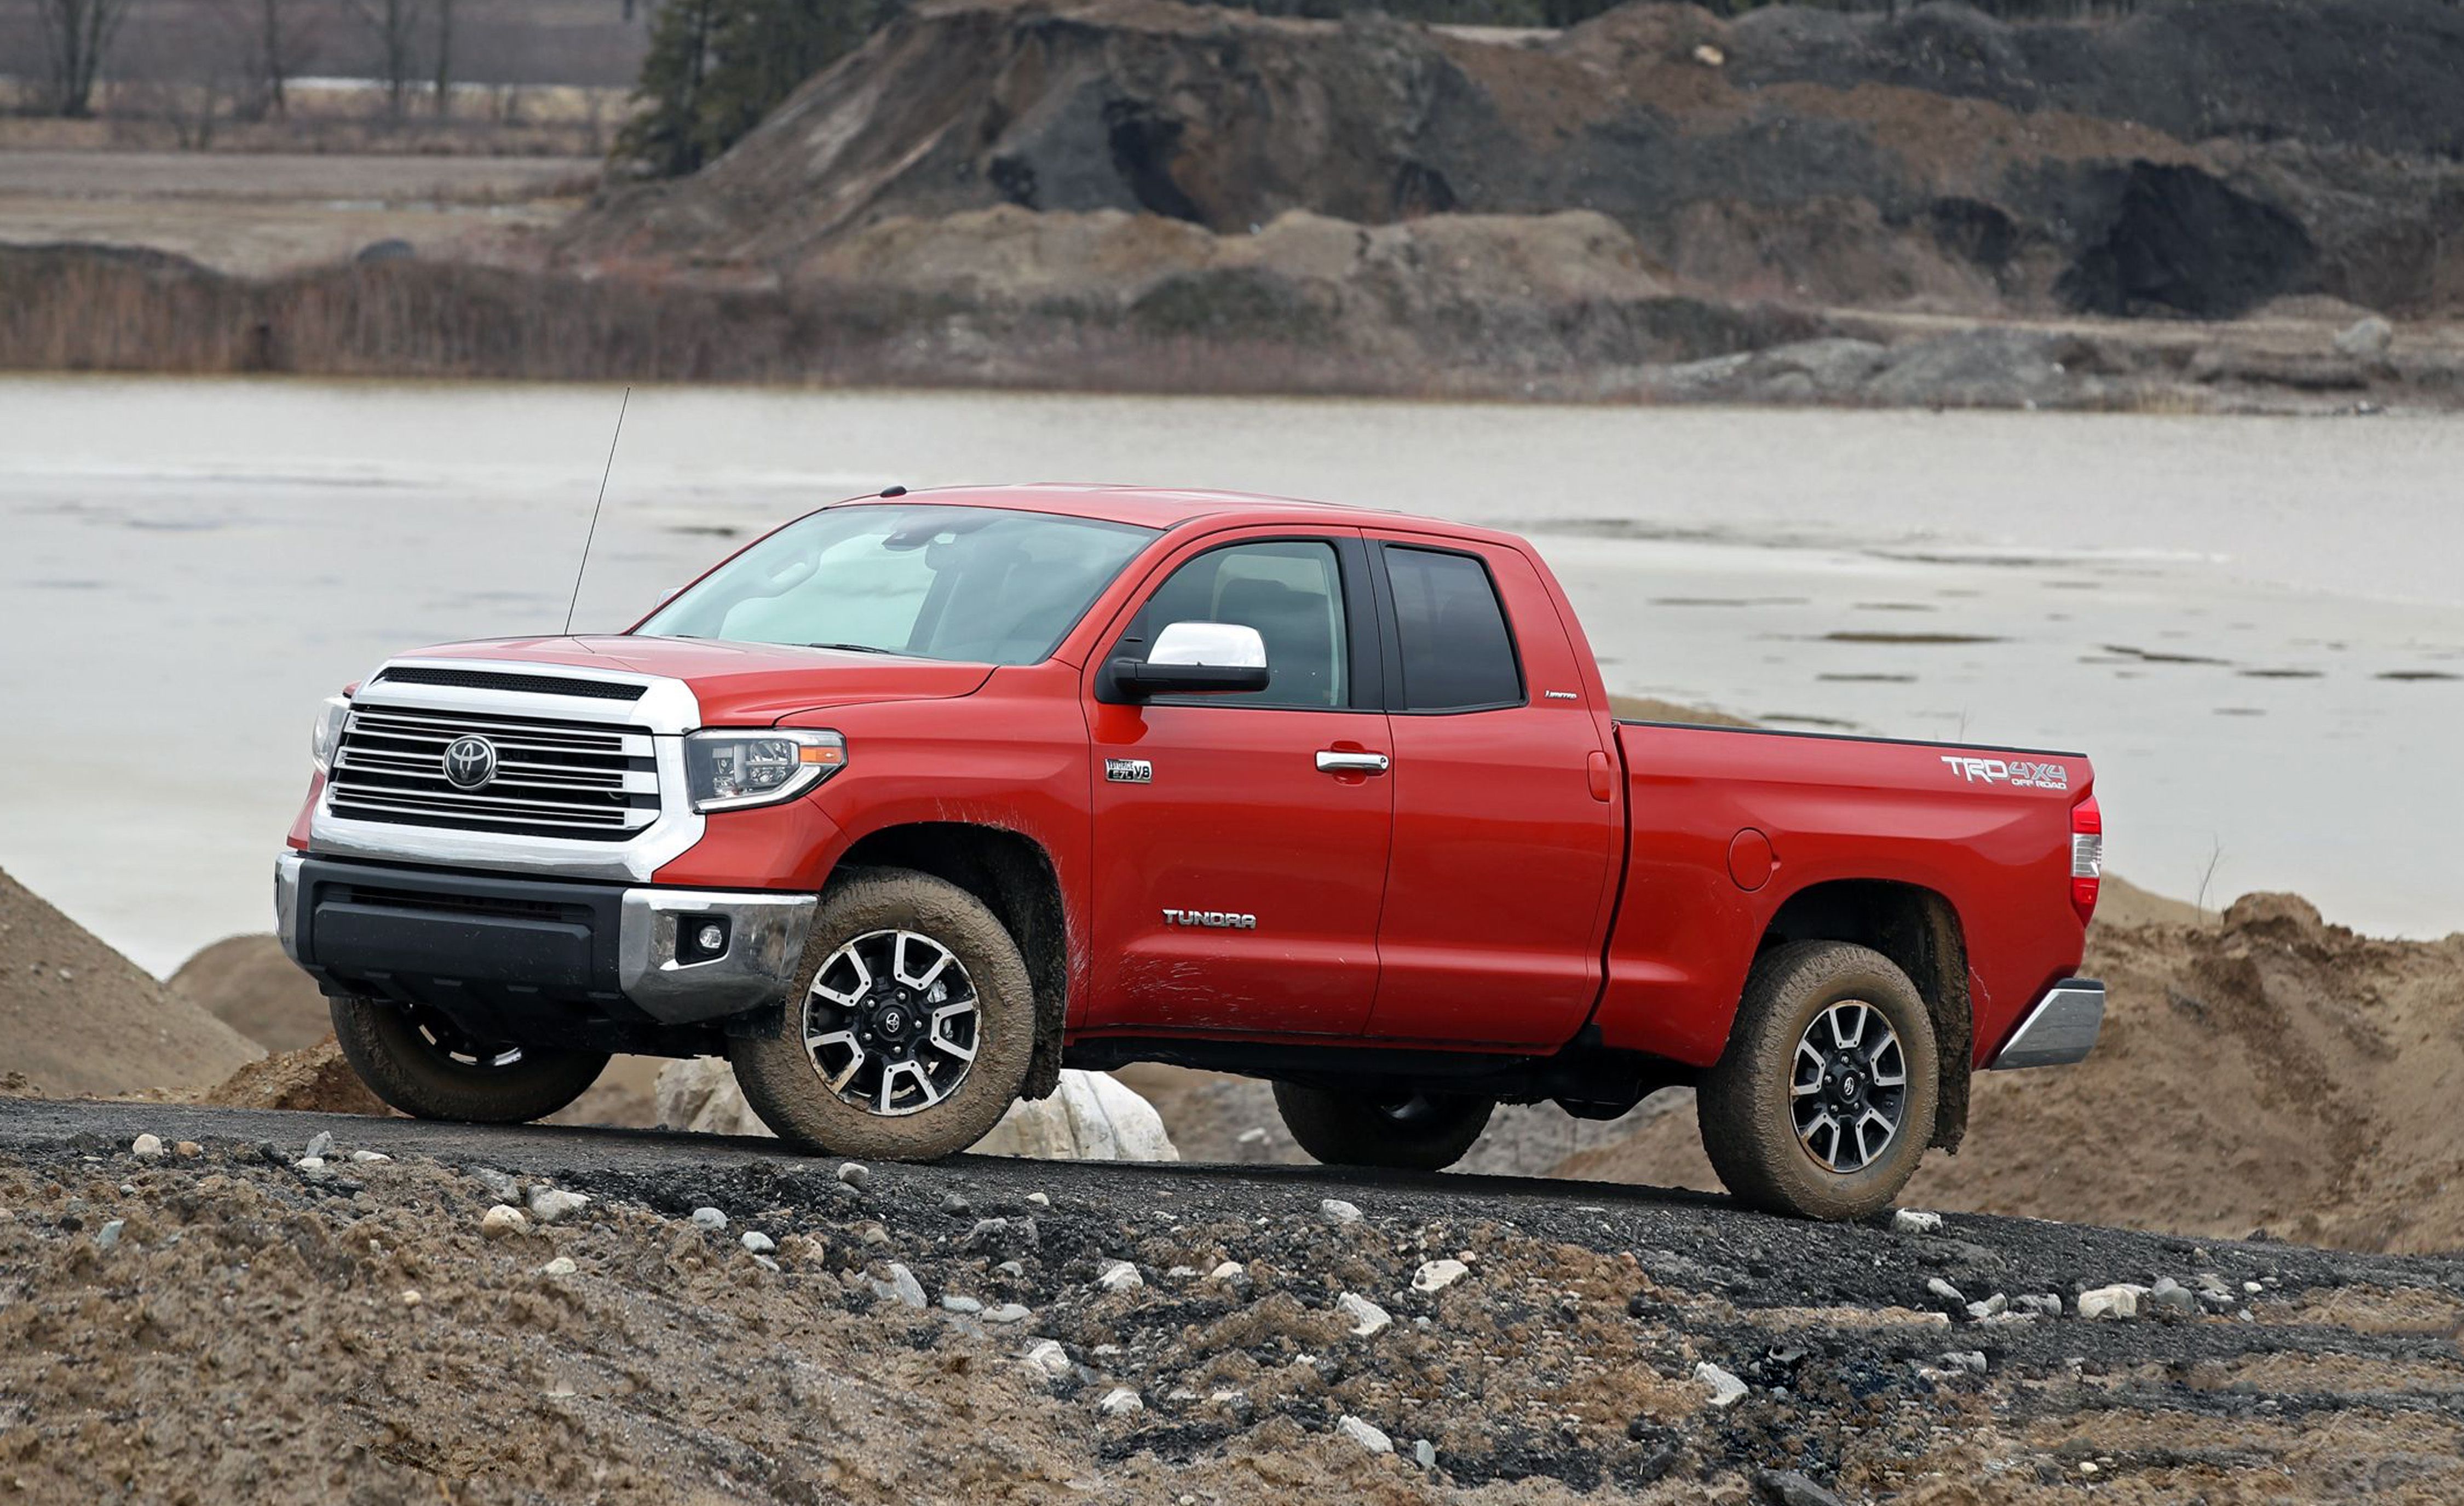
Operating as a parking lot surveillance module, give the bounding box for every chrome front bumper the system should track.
[1986,978,2105,1070]
[275,851,815,1028]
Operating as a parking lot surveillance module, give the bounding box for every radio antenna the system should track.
[563,386,632,638]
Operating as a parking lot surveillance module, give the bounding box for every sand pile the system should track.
[1561,887,2464,1255]
[0,866,260,1099]
[167,934,330,1053]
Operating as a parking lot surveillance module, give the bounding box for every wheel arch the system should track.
[1753,877,1973,1152]
[828,821,1069,1100]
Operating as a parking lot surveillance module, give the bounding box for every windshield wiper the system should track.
[801,641,900,655]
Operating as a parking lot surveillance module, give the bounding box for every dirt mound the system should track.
[1559,888,2464,1255]
[0,867,260,1099]
[203,1037,391,1117]
[167,933,331,1053]
[563,0,2464,320]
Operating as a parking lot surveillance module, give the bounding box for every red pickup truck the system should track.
[278,486,2103,1219]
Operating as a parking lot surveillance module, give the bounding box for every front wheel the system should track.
[329,995,609,1123]
[1696,940,1939,1220]
[1274,1082,1495,1171]
[727,868,1035,1159]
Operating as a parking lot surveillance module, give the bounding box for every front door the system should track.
[1084,532,1392,1036]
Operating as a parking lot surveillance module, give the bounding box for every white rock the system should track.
[1319,1198,1363,1227]
[1694,1361,1748,1409]
[1098,1387,1144,1417]
[1208,1261,1247,1283]
[1098,1260,1144,1293]
[836,1161,870,1188]
[1892,1208,1943,1235]
[1338,1292,1392,1336]
[293,1157,327,1172]
[1938,1350,1988,1373]
[982,1302,1033,1324]
[2013,1293,2064,1317]
[652,1057,774,1137]
[349,1150,392,1164]
[1926,1277,1965,1305]
[130,1134,164,1159]
[2146,1277,2200,1320]
[873,1262,926,1309]
[538,1256,578,1277]
[305,1130,335,1160]
[528,1187,591,1224]
[1236,1127,1269,1145]
[400,1288,423,1307]
[2079,1283,2150,1320]
[1965,1293,2008,1321]
[941,1294,983,1314]
[969,1070,1181,1160]
[689,1206,728,1231]
[1413,1258,1470,1294]
[741,1231,776,1254]
[1413,1439,1437,1469]
[1337,1415,1393,1453]
[2335,315,2394,360]
[1026,1192,1050,1206]
[480,1204,529,1239]
[1024,1339,1073,1377]
[469,1167,521,1203]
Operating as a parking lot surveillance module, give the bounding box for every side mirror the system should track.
[1099,621,1270,702]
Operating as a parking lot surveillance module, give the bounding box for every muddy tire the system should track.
[1696,940,1938,1221]
[728,868,1035,1159]
[329,995,608,1123]
[1274,1082,1495,1172]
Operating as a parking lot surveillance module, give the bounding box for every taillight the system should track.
[2070,794,2103,924]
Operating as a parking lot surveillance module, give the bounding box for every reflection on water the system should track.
[1,375,2459,971]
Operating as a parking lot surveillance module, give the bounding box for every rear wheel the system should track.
[1695,940,1938,1220]
[1274,1082,1495,1172]
[728,869,1035,1159]
[329,995,608,1123]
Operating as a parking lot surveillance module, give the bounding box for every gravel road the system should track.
[5,1097,2461,1503]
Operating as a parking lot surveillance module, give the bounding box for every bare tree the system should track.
[209,0,321,120]
[32,0,136,117]
[430,0,453,117]
[345,0,427,119]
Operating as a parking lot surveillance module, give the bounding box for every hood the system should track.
[398,636,996,725]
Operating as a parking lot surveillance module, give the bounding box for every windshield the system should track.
[637,504,1158,664]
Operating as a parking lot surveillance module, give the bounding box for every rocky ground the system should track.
[5,1100,2463,1504]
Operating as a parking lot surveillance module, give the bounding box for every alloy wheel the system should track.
[1789,1000,1909,1174]
[801,929,981,1117]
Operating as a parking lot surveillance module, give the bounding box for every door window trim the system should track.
[1098,532,1385,712]
[1367,539,1529,716]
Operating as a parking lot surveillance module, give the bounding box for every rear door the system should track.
[1363,536,1621,1047]
[1083,530,1394,1036]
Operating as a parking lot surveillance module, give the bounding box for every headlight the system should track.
[685,729,845,812]
[310,695,350,774]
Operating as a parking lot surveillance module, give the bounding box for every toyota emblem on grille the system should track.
[442,735,499,790]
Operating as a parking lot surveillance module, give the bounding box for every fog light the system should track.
[695,923,725,953]
[677,916,730,964]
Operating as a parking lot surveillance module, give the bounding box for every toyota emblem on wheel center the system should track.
[442,734,499,790]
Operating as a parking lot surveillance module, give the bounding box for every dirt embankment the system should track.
[0,867,260,1101]
[9,1,2464,408]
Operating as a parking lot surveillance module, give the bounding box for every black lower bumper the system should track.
[284,855,642,1045]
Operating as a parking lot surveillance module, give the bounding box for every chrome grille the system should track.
[328,703,659,842]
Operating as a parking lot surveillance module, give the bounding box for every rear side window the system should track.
[1386,546,1522,711]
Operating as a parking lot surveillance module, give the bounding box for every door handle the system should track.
[1315,750,1391,774]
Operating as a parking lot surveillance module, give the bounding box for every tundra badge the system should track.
[1163,909,1256,930]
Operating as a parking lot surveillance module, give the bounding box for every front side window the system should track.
[638,504,1156,665]
[1130,539,1349,709]
[1386,545,1522,711]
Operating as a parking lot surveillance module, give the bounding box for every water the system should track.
[2,375,2457,974]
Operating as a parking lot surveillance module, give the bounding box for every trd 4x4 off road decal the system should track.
[1940,755,2069,791]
